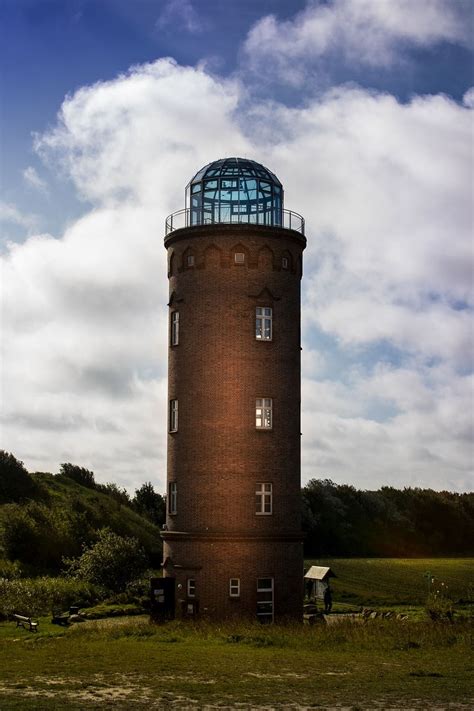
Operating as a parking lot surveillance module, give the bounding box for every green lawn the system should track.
[1,558,472,709]
[0,616,473,709]
[309,558,473,607]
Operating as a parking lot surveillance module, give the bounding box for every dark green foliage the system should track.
[0,451,41,503]
[81,603,145,619]
[96,482,131,506]
[132,482,165,527]
[0,465,163,576]
[303,479,474,557]
[65,529,148,592]
[1,504,41,564]
[59,463,96,488]
[0,576,102,617]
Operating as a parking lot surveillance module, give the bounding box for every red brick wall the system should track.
[163,537,304,622]
[162,223,306,621]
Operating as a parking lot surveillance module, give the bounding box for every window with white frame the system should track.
[256,482,273,515]
[187,254,195,267]
[256,307,272,340]
[171,311,179,346]
[169,399,178,432]
[256,398,272,429]
[257,578,274,623]
[229,578,240,597]
[282,256,289,269]
[187,578,196,597]
[234,252,245,264]
[168,482,177,514]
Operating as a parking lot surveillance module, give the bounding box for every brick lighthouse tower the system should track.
[160,158,306,622]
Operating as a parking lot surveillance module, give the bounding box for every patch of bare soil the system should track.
[0,673,214,707]
[0,676,472,709]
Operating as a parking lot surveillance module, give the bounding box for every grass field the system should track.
[0,558,472,709]
[1,616,473,709]
[310,558,474,607]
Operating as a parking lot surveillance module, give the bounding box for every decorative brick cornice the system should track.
[164,223,307,249]
[161,530,305,543]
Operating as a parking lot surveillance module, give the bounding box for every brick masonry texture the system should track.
[162,223,306,621]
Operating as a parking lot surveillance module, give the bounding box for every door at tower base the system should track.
[162,537,304,622]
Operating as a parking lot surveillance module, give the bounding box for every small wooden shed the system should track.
[304,566,336,601]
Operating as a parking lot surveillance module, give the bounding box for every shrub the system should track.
[65,528,148,592]
[0,451,40,503]
[0,576,103,618]
[96,482,131,506]
[81,603,144,619]
[0,559,22,579]
[132,482,166,527]
[425,590,454,622]
[59,463,95,489]
[1,504,40,564]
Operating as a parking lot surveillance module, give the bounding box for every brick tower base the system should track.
[163,533,303,622]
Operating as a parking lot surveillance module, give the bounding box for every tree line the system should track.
[1,452,473,570]
[302,478,474,557]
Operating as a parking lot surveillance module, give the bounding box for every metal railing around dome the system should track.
[165,208,305,236]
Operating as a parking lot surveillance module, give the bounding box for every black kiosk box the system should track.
[150,577,175,622]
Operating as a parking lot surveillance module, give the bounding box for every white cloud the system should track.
[156,0,206,34]
[35,59,245,207]
[2,59,249,491]
[271,87,473,367]
[0,201,38,231]
[302,365,473,491]
[22,166,48,194]
[243,0,471,86]
[463,87,474,108]
[1,57,472,492]
[1,204,170,489]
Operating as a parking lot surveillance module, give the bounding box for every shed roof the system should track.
[304,566,336,581]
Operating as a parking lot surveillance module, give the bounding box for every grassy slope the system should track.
[0,473,162,570]
[308,558,474,607]
[0,616,472,709]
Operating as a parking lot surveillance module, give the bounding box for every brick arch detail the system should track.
[204,243,222,269]
[181,245,197,270]
[281,248,293,272]
[257,245,275,271]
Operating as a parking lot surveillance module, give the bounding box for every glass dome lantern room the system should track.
[185,157,283,228]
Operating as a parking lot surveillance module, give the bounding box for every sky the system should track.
[1,0,473,494]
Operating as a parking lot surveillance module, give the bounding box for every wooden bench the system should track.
[13,614,38,632]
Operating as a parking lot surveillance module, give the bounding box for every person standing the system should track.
[324,585,333,614]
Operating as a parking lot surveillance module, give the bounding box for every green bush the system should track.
[425,591,454,622]
[1,504,41,564]
[1,501,80,570]
[0,576,103,618]
[65,528,148,593]
[81,603,145,619]
[0,451,41,503]
[0,559,22,579]
[59,463,96,489]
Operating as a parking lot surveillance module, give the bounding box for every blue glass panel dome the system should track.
[185,157,284,228]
